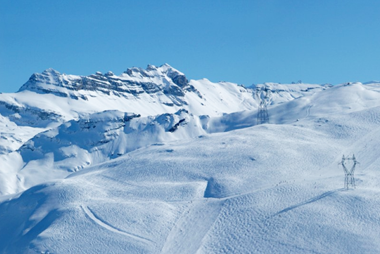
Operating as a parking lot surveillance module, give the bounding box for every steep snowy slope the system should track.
[1,81,380,253]
[12,109,206,192]
[0,64,257,128]
[0,114,44,153]
[0,64,256,160]
[3,107,255,194]
[0,64,326,156]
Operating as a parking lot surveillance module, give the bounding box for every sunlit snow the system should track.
[0,65,380,253]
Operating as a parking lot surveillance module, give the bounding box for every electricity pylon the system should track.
[339,154,358,190]
[255,87,271,125]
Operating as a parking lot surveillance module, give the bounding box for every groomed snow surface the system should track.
[1,71,380,253]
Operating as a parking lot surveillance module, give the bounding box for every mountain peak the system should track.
[146,64,158,71]
[16,64,194,105]
[41,68,61,75]
[123,63,183,79]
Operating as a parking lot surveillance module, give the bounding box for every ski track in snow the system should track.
[161,199,223,254]
[81,205,155,245]
[272,189,339,217]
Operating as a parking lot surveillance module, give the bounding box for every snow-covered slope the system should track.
[4,108,256,194]
[0,64,327,195]
[0,64,327,155]
[1,65,380,253]
[0,64,256,128]
[0,64,261,156]
[1,97,380,253]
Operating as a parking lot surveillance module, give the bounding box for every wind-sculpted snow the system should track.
[14,108,267,192]
[1,65,380,252]
[18,109,205,171]
[2,102,380,253]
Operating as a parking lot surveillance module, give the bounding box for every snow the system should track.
[1,66,380,253]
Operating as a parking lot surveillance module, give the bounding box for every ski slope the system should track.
[0,67,380,253]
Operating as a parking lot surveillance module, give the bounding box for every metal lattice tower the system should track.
[255,87,271,125]
[339,154,358,190]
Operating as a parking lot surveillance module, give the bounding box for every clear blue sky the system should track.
[1,0,380,92]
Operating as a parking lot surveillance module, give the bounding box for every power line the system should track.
[255,87,271,125]
[339,154,358,190]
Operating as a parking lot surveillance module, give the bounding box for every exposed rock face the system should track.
[19,64,195,100]
[0,100,62,127]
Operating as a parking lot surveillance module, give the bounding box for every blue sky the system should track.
[1,0,380,92]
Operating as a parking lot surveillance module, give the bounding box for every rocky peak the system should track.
[16,64,195,105]
[42,68,61,76]
[19,68,63,92]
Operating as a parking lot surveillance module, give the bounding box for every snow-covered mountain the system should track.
[1,65,380,253]
[0,64,256,127]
